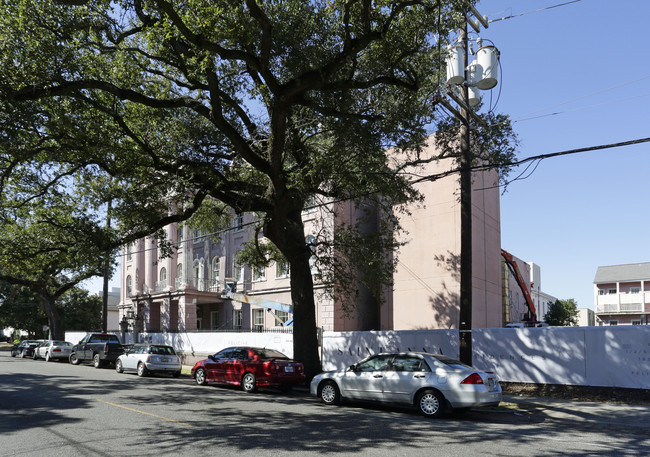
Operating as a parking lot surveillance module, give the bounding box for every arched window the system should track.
[212,256,220,288]
[306,235,318,274]
[126,275,132,296]
[160,267,166,281]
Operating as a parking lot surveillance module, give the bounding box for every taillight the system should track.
[146,356,152,363]
[104,343,109,354]
[461,373,484,385]
[53,348,61,352]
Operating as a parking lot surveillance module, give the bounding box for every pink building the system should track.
[594,263,650,325]
[119,139,509,332]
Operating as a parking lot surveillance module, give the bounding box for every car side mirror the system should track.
[348,364,357,372]
[208,355,216,361]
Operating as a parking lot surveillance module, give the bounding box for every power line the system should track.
[488,1,584,23]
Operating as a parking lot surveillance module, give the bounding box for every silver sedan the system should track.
[33,340,73,362]
[115,344,182,377]
[310,352,502,417]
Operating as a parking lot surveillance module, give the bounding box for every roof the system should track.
[593,263,650,283]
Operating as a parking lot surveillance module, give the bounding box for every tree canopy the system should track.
[544,299,579,327]
[0,0,516,376]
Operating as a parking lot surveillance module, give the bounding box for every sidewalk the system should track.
[498,394,650,431]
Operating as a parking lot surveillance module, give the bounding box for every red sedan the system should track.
[191,346,305,393]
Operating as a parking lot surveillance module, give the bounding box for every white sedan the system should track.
[115,344,182,377]
[33,340,73,362]
[310,352,502,417]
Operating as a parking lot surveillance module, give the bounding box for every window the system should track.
[276,260,290,278]
[177,263,183,282]
[390,355,430,372]
[234,254,244,282]
[234,213,244,232]
[630,287,640,294]
[210,311,220,330]
[276,310,289,324]
[127,244,132,261]
[211,257,221,288]
[233,310,242,330]
[126,275,132,296]
[193,229,203,243]
[608,289,617,295]
[609,320,618,326]
[253,265,266,282]
[306,235,318,274]
[253,309,264,330]
[302,195,317,214]
[177,225,183,242]
[354,355,393,372]
[632,320,641,325]
[598,289,606,296]
[160,267,166,282]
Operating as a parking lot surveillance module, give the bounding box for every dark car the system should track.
[191,346,305,393]
[10,340,42,358]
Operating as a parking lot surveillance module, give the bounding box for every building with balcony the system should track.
[594,263,650,325]
[118,139,511,333]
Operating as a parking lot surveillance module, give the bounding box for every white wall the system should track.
[65,330,295,359]
[321,326,650,390]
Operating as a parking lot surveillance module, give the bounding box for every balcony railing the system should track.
[596,303,644,313]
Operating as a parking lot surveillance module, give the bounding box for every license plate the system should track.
[161,358,168,362]
[284,366,294,373]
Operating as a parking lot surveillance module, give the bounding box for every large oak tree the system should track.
[1,0,514,377]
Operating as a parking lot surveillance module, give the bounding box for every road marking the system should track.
[97,399,193,427]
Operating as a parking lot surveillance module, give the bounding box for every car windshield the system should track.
[149,346,176,355]
[254,349,289,360]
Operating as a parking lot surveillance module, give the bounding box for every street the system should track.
[1,352,648,456]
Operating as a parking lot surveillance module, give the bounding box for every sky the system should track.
[475,0,650,309]
[85,0,650,311]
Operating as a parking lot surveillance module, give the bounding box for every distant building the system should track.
[527,261,555,322]
[94,287,121,331]
[502,253,555,325]
[577,307,595,326]
[594,263,650,325]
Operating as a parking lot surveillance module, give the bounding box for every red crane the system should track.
[501,249,539,325]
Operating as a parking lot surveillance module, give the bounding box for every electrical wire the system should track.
[488,0,584,23]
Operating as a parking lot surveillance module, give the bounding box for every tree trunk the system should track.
[264,209,322,381]
[40,295,64,340]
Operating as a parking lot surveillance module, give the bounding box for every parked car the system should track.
[32,340,73,362]
[10,340,42,358]
[310,352,502,418]
[115,344,182,378]
[192,346,305,392]
[69,333,125,368]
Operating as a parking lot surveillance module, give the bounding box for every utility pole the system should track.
[102,200,112,333]
[443,4,498,366]
[458,19,473,366]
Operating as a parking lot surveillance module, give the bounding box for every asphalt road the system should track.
[1,351,648,456]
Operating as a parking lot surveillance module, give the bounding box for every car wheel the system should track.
[115,359,124,373]
[172,371,181,378]
[319,380,341,405]
[416,389,445,418]
[137,362,148,377]
[45,352,51,362]
[93,353,103,368]
[241,372,257,393]
[70,353,80,365]
[194,368,207,385]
